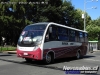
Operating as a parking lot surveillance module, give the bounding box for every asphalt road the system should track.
[0,51,100,75]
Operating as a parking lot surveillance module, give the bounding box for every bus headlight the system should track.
[34,46,39,51]
[33,44,41,51]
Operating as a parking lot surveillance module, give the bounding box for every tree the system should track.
[73,9,84,29]
[0,0,33,45]
[0,0,89,45]
[86,16,100,41]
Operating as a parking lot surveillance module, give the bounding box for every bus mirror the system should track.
[49,27,52,33]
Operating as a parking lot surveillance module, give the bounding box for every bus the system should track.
[17,22,88,64]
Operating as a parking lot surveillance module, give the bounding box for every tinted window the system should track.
[84,33,88,42]
[58,27,68,41]
[79,32,85,42]
[69,30,75,41]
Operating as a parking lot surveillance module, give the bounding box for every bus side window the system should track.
[75,31,78,42]
[84,33,88,42]
[83,32,85,42]
[69,30,75,42]
[57,27,68,41]
[82,32,85,42]
[79,32,84,42]
[51,25,58,41]
[66,28,69,41]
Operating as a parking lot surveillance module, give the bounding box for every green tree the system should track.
[0,0,33,45]
[86,16,100,41]
[0,0,88,45]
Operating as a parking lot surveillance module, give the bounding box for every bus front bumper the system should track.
[17,48,42,60]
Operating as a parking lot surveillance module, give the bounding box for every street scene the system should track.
[0,0,100,75]
[0,51,100,75]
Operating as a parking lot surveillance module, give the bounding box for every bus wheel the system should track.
[45,53,54,64]
[25,58,32,62]
[76,51,80,59]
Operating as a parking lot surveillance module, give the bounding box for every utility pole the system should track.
[83,0,98,31]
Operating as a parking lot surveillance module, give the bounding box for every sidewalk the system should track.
[3,51,16,54]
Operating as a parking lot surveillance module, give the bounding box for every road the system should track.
[0,51,100,75]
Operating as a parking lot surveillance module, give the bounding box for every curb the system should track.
[93,50,100,52]
[88,50,100,53]
[8,51,16,54]
[3,51,16,54]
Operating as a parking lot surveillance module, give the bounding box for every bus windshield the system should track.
[18,24,47,47]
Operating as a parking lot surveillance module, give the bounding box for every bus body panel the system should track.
[43,41,87,59]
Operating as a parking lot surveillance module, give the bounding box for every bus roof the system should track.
[29,22,49,26]
[28,22,87,33]
[49,22,87,33]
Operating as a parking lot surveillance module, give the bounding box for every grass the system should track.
[0,46,16,51]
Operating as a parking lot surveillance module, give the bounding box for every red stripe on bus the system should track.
[43,46,87,59]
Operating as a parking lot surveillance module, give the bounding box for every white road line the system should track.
[84,59,100,62]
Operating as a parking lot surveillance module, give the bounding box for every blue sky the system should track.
[71,0,100,20]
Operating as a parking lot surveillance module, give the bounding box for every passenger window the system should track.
[69,30,75,41]
[84,33,88,42]
[52,25,58,40]
[75,31,79,42]
[79,32,84,42]
[58,27,68,41]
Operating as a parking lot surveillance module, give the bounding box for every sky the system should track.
[71,0,100,20]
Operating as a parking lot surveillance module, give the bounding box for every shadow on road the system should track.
[0,58,63,71]
[0,54,96,72]
[83,55,95,59]
[0,53,13,56]
[0,55,12,56]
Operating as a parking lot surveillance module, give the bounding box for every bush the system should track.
[0,46,16,51]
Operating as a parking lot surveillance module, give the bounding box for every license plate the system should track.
[23,53,28,55]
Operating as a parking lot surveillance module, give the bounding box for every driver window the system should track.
[45,29,49,42]
[45,25,53,42]
[45,25,59,42]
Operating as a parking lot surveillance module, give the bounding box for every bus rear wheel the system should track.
[25,58,32,62]
[76,51,80,59]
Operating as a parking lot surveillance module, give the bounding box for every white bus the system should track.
[17,22,88,64]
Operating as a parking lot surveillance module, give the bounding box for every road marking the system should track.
[84,59,100,62]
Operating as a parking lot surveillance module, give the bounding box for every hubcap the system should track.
[46,54,51,63]
[77,52,80,59]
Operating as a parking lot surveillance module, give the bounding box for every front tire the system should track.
[45,53,54,64]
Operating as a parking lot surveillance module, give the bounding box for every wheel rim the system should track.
[77,52,80,59]
[46,54,51,63]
